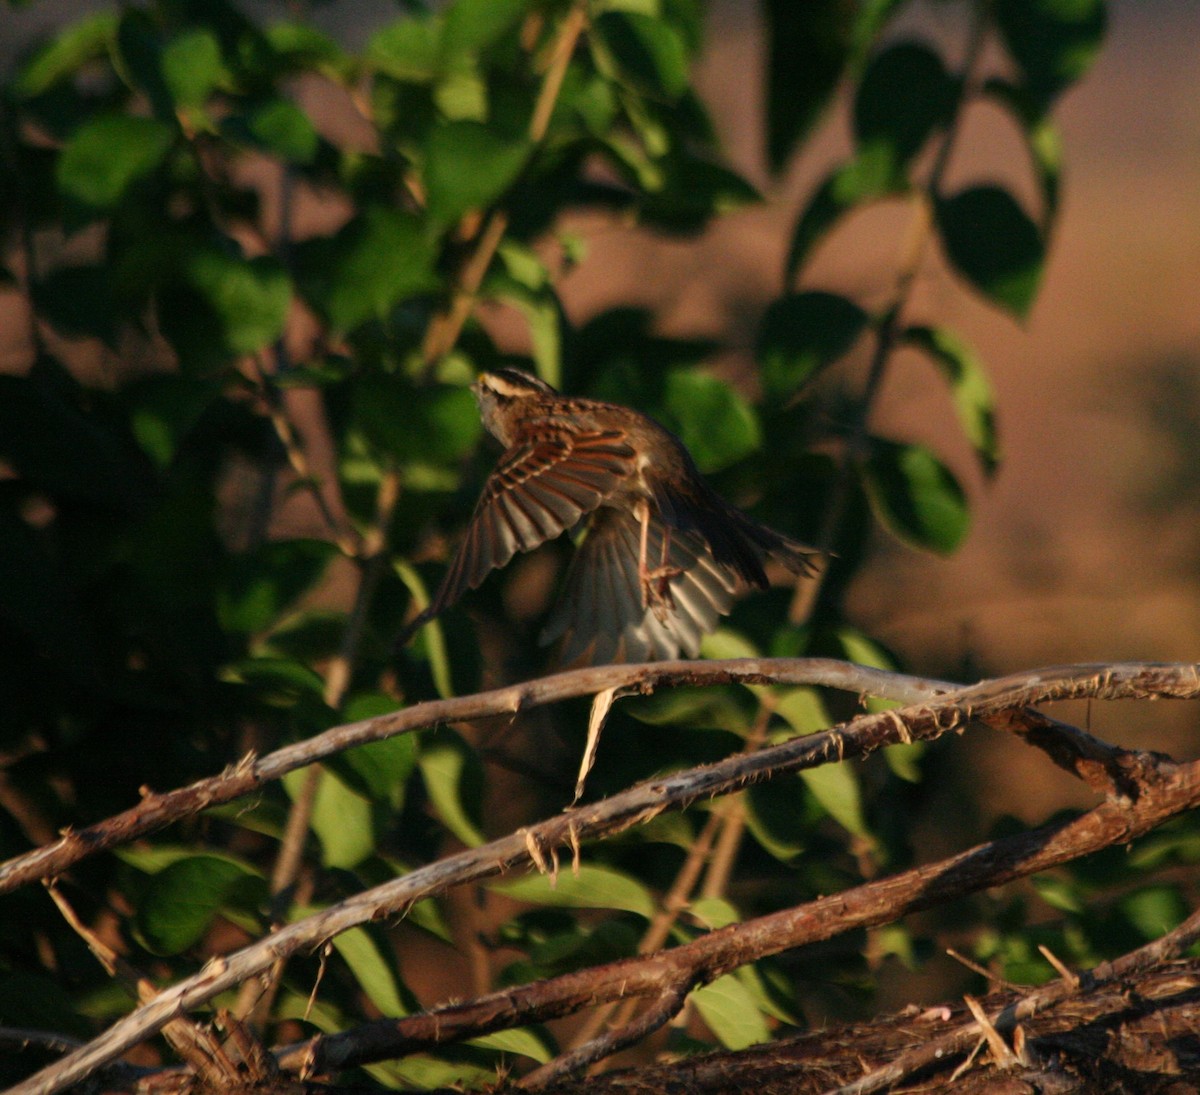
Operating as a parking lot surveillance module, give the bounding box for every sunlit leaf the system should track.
[419,731,486,846]
[14,11,117,97]
[283,766,375,868]
[494,864,656,918]
[692,974,771,1049]
[903,324,999,475]
[663,369,760,474]
[441,0,531,58]
[591,11,689,100]
[329,925,412,1017]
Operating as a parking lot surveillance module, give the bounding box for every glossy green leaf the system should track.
[493,864,656,919]
[688,896,741,931]
[441,0,531,58]
[591,11,689,101]
[662,369,760,474]
[692,974,771,1049]
[785,158,902,278]
[56,115,174,210]
[861,438,969,554]
[757,291,868,398]
[294,207,437,331]
[762,0,854,171]
[14,11,117,96]
[136,854,265,954]
[935,186,1045,318]
[903,324,999,475]
[419,731,486,846]
[161,27,226,108]
[424,121,530,226]
[854,42,957,181]
[994,0,1107,106]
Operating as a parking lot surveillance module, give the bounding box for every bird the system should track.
[398,368,819,665]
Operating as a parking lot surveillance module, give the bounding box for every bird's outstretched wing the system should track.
[399,429,636,643]
[541,507,739,665]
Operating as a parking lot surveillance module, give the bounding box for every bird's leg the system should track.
[635,502,682,621]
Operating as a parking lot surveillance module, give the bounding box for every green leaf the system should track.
[591,11,689,101]
[56,114,174,210]
[368,13,442,83]
[329,925,412,1017]
[487,249,565,388]
[338,718,417,812]
[294,207,437,332]
[243,97,319,163]
[1121,885,1186,940]
[354,379,482,466]
[994,0,1107,107]
[221,656,328,701]
[692,974,771,1049]
[31,264,115,343]
[762,0,853,171]
[470,1027,553,1064]
[283,766,376,868]
[137,855,265,954]
[854,42,957,181]
[903,325,999,475]
[219,539,338,634]
[14,11,117,97]
[799,762,869,840]
[983,78,1063,227]
[492,864,656,919]
[419,731,486,846]
[745,781,806,863]
[785,158,902,278]
[442,0,531,58]
[757,291,868,398]
[161,27,227,108]
[127,375,221,467]
[170,250,292,361]
[424,121,531,226]
[773,687,827,736]
[935,185,1045,318]
[662,370,760,474]
[861,438,969,554]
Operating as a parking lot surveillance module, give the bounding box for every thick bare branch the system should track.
[4,661,1185,898]
[14,663,1197,1095]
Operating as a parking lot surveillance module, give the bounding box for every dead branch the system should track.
[9,662,1199,1095]
[0,659,1178,898]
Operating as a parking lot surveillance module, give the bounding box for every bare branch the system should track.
[13,662,1197,1095]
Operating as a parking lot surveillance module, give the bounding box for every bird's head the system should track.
[471,369,558,446]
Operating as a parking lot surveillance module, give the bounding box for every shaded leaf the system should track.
[442,0,531,58]
[854,42,957,181]
[591,11,689,101]
[161,27,227,108]
[13,11,117,97]
[219,539,337,634]
[861,438,969,554]
[368,13,442,83]
[419,730,486,846]
[983,77,1063,227]
[903,324,999,475]
[935,185,1045,318]
[762,0,853,171]
[56,114,173,210]
[424,121,530,226]
[994,0,1107,107]
[294,207,437,332]
[137,855,265,954]
[757,291,868,398]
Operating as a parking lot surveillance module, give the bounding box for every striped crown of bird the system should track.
[399,368,819,665]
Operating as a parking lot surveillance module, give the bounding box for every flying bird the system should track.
[399,369,818,664]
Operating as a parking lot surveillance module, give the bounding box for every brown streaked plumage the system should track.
[398,368,819,664]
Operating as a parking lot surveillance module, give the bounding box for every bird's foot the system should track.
[641,564,683,623]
